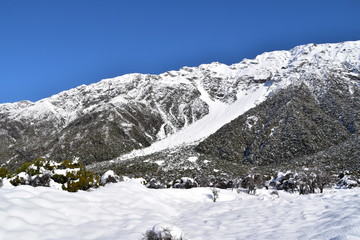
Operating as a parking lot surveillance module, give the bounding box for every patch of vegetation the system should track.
[0,166,12,178]
[62,167,101,192]
[7,158,101,192]
[142,227,185,240]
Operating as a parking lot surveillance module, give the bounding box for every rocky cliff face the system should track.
[1,41,359,172]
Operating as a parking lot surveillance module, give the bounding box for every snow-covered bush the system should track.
[315,171,332,193]
[265,171,296,192]
[30,173,52,187]
[122,176,147,185]
[296,169,334,194]
[10,172,30,186]
[142,224,186,240]
[101,170,122,185]
[62,168,101,192]
[212,177,234,189]
[196,175,234,189]
[240,174,263,194]
[173,177,198,189]
[266,169,333,194]
[146,178,166,189]
[7,158,101,192]
[337,174,358,189]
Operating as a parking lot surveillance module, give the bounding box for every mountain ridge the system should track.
[1,40,359,173]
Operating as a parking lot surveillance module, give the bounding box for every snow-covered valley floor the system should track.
[1,180,360,240]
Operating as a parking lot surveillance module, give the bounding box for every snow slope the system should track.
[112,80,271,161]
[1,181,360,240]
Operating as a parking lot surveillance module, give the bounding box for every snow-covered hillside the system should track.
[1,180,360,240]
[111,81,270,162]
[104,41,360,163]
[0,41,359,166]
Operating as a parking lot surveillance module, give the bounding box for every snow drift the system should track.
[1,181,360,240]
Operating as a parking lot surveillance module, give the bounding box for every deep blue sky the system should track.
[1,0,360,103]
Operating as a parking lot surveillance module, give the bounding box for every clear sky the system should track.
[1,0,360,103]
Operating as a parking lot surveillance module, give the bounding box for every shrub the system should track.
[10,173,30,186]
[142,225,185,240]
[142,229,183,240]
[30,173,51,187]
[241,174,262,195]
[52,174,68,184]
[210,187,220,202]
[146,178,165,189]
[58,159,81,169]
[173,177,198,189]
[337,174,358,189]
[9,158,101,192]
[267,169,334,194]
[62,168,101,192]
[0,167,12,178]
[16,158,48,175]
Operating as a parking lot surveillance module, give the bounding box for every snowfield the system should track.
[1,180,360,240]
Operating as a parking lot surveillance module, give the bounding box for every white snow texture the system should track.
[1,181,360,240]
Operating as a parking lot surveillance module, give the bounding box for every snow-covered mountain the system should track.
[1,41,359,173]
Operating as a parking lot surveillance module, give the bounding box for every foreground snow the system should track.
[1,181,360,240]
